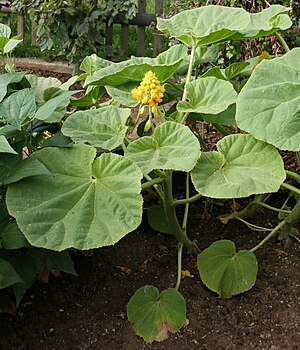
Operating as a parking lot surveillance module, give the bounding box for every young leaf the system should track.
[0,88,36,129]
[0,258,23,289]
[62,106,130,150]
[127,286,186,342]
[0,23,11,38]
[6,144,143,251]
[105,83,139,107]
[0,135,17,155]
[177,77,237,115]
[198,240,258,298]
[1,221,30,249]
[125,121,200,175]
[48,251,77,276]
[191,134,286,198]
[147,204,172,235]
[35,90,78,123]
[0,72,25,103]
[236,48,300,151]
[3,38,22,54]
[25,74,61,105]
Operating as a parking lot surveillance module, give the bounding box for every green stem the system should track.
[172,193,202,207]
[182,173,190,232]
[225,194,267,220]
[281,182,300,196]
[144,174,164,199]
[175,242,183,291]
[286,170,300,183]
[163,173,196,250]
[250,220,287,253]
[275,32,290,53]
[141,177,164,190]
[190,125,208,151]
[255,201,291,214]
[179,46,196,124]
[212,123,231,136]
[250,198,300,252]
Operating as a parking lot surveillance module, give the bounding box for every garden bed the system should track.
[1,197,300,349]
[1,64,299,349]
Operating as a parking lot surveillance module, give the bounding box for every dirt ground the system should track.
[1,194,300,350]
[0,69,299,350]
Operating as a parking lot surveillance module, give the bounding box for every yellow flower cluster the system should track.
[132,71,165,107]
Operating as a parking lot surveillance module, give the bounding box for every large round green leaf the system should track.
[157,6,250,47]
[191,134,285,198]
[62,106,130,151]
[6,144,143,251]
[236,48,300,151]
[231,5,291,40]
[198,240,258,298]
[127,285,186,342]
[125,121,200,174]
[177,77,237,115]
[85,44,187,87]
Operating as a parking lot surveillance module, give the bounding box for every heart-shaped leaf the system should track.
[191,134,285,198]
[157,6,250,47]
[0,258,23,289]
[0,23,11,38]
[85,44,187,87]
[147,204,172,235]
[188,104,237,126]
[127,285,186,342]
[6,144,143,251]
[105,83,139,107]
[0,72,25,103]
[3,38,22,54]
[125,121,200,174]
[177,77,237,115]
[236,48,300,151]
[62,106,130,150]
[26,74,62,105]
[0,88,36,129]
[1,221,30,249]
[231,5,292,40]
[198,240,258,298]
[35,90,78,123]
[0,135,17,154]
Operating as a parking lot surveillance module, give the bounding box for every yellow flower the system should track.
[132,71,165,107]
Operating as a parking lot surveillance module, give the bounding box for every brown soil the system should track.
[1,68,299,350]
[1,195,300,350]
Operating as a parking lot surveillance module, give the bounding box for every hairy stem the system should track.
[175,242,183,291]
[182,173,190,232]
[179,46,196,124]
[163,172,196,251]
[275,32,290,53]
[286,170,300,183]
[250,199,300,252]
[281,182,300,196]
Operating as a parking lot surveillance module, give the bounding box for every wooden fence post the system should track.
[153,0,163,57]
[106,23,113,46]
[137,0,146,56]
[121,24,129,55]
[17,14,25,39]
[31,19,37,45]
